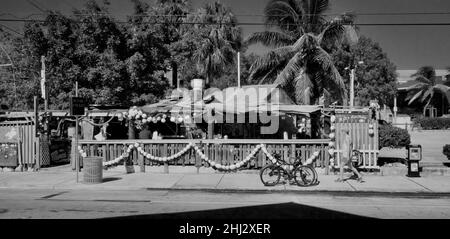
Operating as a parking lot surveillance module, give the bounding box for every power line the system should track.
[25,0,47,13]
[3,11,450,19]
[2,17,450,26]
[0,23,24,36]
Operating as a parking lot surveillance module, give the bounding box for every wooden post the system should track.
[207,121,214,139]
[138,148,145,173]
[163,143,169,173]
[75,116,79,182]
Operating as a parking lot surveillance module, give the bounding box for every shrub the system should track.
[415,117,450,130]
[379,124,411,149]
[443,145,450,160]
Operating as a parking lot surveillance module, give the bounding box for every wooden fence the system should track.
[0,120,40,168]
[333,112,379,169]
[78,139,332,174]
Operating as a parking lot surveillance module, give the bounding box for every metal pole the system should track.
[393,96,398,123]
[41,56,48,112]
[75,82,79,182]
[237,52,241,88]
[350,68,355,108]
[75,116,79,183]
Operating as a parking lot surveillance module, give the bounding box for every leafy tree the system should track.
[1,0,175,110]
[332,35,398,106]
[405,66,450,115]
[174,1,242,86]
[245,0,357,104]
[209,53,258,89]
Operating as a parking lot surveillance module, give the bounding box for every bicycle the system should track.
[259,153,318,187]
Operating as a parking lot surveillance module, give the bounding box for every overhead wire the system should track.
[1,17,450,26]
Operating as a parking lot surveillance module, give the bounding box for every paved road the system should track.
[1,189,450,219]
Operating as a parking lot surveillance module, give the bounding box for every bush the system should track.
[443,145,450,160]
[415,117,450,130]
[379,124,411,149]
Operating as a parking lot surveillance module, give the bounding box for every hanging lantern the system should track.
[142,118,147,124]
[162,114,167,119]
[117,113,124,121]
[177,117,183,123]
[328,149,335,155]
[152,118,157,123]
[369,124,374,129]
[328,141,335,148]
[330,125,335,131]
[331,115,336,123]
[329,133,335,139]
[156,116,161,122]
[170,116,175,122]
[142,114,147,119]
[368,129,374,136]
[161,118,166,123]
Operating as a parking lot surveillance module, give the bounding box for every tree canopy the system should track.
[332,35,398,106]
[245,0,357,104]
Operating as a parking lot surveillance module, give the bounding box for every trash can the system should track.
[83,156,103,184]
[406,145,422,177]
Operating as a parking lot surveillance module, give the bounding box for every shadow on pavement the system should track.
[105,202,373,219]
[102,177,122,183]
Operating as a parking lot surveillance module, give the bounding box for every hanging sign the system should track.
[69,97,86,116]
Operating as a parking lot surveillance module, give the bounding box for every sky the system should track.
[1,0,450,71]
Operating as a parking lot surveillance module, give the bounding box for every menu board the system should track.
[0,143,18,167]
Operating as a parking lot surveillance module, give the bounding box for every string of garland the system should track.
[328,115,336,167]
[77,143,322,171]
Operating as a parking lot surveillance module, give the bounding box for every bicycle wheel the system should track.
[260,165,281,186]
[294,165,317,187]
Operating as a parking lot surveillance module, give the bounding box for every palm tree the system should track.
[245,0,357,104]
[406,66,450,116]
[182,1,242,85]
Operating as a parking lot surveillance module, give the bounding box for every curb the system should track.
[2,185,450,198]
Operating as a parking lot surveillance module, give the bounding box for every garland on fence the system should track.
[78,142,195,168]
[328,115,336,167]
[77,142,322,171]
[138,143,194,162]
[193,144,263,171]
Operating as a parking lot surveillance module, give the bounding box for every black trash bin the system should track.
[83,156,103,184]
[406,145,422,177]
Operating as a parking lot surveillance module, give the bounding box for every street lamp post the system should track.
[346,60,364,108]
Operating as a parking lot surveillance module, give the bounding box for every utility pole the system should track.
[350,68,355,108]
[41,56,48,111]
[347,60,364,108]
[237,52,241,88]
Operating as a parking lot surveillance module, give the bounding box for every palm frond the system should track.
[312,47,345,94]
[293,70,313,104]
[407,90,423,105]
[414,75,432,85]
[248,46,295,81]
[405,82,428,91]
[432,84,450,95]
[274,52,304,87]
[264,0,302,34]
[245,31,295,48]
[317,13,356,47]
[420,87,434,103]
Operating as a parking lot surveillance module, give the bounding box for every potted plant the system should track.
[443,145,450,160]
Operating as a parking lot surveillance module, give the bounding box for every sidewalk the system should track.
[1,166,450,196]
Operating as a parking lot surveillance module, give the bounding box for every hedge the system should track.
[379,124,411,149]
[443,145,450,160]
[415,118,450,130]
